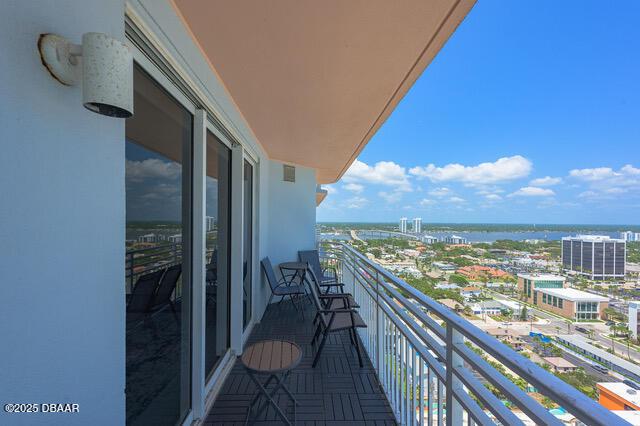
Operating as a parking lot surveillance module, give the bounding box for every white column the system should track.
[229,144,245,353]
[191,109,207,420]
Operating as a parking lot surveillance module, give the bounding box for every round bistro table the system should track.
[278,261,308,287]
[241,339,302,425]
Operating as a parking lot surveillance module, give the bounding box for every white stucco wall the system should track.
[265,162,317,265]
[0,1,320,423]
[0,1,125,425]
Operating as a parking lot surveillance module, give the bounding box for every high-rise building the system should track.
[561,235,626,280]
[399,217,408,233]
[412,217,422,233]
[620,231,640,242]
[442,235,468,244]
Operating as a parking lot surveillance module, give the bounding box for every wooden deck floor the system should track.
[205,300,397,425]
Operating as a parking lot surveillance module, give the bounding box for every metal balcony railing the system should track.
[319,242,627,426]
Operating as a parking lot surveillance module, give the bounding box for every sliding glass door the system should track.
[125,64,192,426]
[243,160,254,329]
[204,131,232,378]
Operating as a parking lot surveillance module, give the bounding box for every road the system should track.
[488,290,640,364]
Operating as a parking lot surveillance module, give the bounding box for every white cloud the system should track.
[428,187,451,197]
[343,183,364,193]
[569,167,618,181]
[529,176,562,186]
[126,159,181,181]
[569,164,640,199]
[509,186,555,197]
[484,194,502,201]
[448,196,466,204]
[409,155,532,185]
[378,191,403,204]
[419,199,435,206]
[345,196,368,209]
[343,160,411,191]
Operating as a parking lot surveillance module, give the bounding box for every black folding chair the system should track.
[307,268,367,367]
[261,257,306,318]
[126,269,164,329]
[305,266,358,311]
[299,250,341,294]
[150,264,181,321]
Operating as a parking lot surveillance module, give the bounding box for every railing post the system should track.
[445,324,464,426]
[376,270,384,377]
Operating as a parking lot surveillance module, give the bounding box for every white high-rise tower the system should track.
[399,217,408,233]
[413,217,422,234]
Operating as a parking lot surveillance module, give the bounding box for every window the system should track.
[558,299,563,308]
[125,64,193,425]
[205,131,232,378]
[542,293,547,304]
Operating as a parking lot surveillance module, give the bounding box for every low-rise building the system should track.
[518,273,609,320]
[432,261,457,271]
[597,382,640,411]
[543,357,577,373]
[536,287,608,321]
[469,300,504,316]
[456,265,511,281]
[558,334,640,382]
[435,283,460,290]
[460,286,482,299]
[485,328,526,350]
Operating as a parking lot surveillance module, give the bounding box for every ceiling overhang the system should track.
[171,0,475,183]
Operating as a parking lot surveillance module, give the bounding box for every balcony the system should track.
[208,243,624,425]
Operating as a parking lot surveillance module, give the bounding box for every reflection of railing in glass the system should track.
[125,244,182,293]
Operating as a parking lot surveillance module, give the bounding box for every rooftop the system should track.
[597,382,640,409]
[543,357,577,368]
[558,334,640,377]
[518,273,565,281]
[563,235,626,243]
[537,287,608,302]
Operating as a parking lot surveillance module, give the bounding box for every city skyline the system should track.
[318,1,640,224]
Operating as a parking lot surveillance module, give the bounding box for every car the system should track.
[624,380,640,390]
[605,321,615,326]
[575,327,588,333]
[592,364,609,374]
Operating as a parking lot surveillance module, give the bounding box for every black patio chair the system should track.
[261,257,306,318]
[298,250,341,294]
[126,269,164,328]
[150,264,181,320]
[307,267,367,367]
[305,266,358,311]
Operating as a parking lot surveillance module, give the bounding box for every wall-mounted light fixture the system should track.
[38,33,133,118]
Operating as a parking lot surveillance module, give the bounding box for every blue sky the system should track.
[318,1,640,224]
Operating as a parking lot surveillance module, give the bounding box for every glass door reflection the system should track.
[204,131,232,378]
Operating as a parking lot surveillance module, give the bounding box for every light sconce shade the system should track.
[38,32,133,118]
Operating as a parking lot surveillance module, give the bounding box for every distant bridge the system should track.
[354,229,420,241]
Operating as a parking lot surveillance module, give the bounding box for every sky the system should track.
[317,1,640,224]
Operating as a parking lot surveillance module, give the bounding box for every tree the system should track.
[520,305,528,321]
